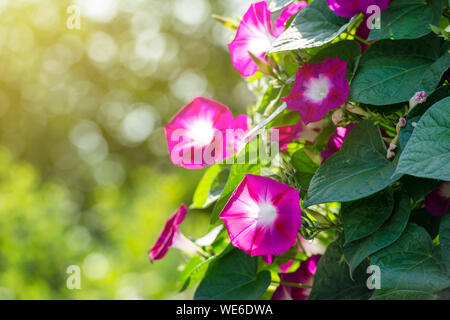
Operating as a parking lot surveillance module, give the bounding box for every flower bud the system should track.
[409,91,427,110]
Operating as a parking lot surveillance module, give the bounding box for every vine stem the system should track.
[352,34,372,46]
[271,281,313,289]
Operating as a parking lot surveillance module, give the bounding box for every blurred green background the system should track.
[0,0,254,299]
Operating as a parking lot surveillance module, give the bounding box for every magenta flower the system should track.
[272,254,322,300]
[355,16,371,52]
[148,204,199,263]
[220,174,302,257]
[321,124,356,162]
[228,1,306,77]
[273,1,308,33]
[164,97,248,169]
[327,0,391,18]
[425,182,450,216]
[282,58,349,125]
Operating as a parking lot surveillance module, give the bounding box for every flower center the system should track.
[187,119,215,146]
[257,202,277,224]
[304,74,331,103]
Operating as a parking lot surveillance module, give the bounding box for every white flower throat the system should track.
[304,74,331,103]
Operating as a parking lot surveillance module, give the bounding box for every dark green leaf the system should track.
[395,97,450,181]
[401,175,441,203]
[303,120,402,207]
[371,290,437,300]
[180,245,234,292]
[344,191,411,275]
[368,0,443,40]
[410,208,442,239]
[440,214,450,276]
[194,249,271,300]
[270,0,355,53]
[342,188,394,244]
[349,37,449,105]
[290,147,319,190]
[309,241,372,300]
[370,223,450,293]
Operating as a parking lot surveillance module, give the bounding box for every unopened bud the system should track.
[398,117,406,128]
[332,108,343,125]
[387,150,396,159]
[409,91,427,110]
[412,122,417,128]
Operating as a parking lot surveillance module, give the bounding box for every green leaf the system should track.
[309,241,372,300]
[400,86,450,149]
[194,249,271,300]
[309,40,361,80]
[344,191,411,275]
[210,164,260,224]
[268,0,294,12]
[440,214,450,276]
[342,188,394,244]
[270,0,356,53]
[394,97,450,181]
[191,165,230,209]
[268,109,302,128]
[371,290,437,300]
[290,147,319,190]
[180,244,234,292]
[410,208,442,239]
[349,37,449,105]
[303,120,402,207]
[368,0,443,40]
[370,223,450,293]
[401,175,441,203]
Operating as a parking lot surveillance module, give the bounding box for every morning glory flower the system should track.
[164,97,249,169]
[148,204,199,262]
[220,174,302,257]
[327,0,391,18]
[282,58,349,125]
[425,182,450,216]
[273,1,308,33]
[272,254,322,300]
[228,1,306,77]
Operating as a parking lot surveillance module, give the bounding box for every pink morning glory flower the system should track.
[228,1,306,77]
[148,204,199,263]
[321,124,356,162]
[282,58,349,125]
[327,0,391,18]
[273,1,308,33]
[271,254,322,300]
[220,174,302,257]
[164,97,249,169]
[424,182,450,216]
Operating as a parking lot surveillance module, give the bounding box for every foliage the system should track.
[161,0,450,301]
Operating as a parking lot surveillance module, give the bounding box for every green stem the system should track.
[352,34,372,46]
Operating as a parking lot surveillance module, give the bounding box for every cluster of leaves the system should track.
[178,0,450,300]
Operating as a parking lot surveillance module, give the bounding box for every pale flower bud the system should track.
[332,108,344,125]
[409,91,427,110]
